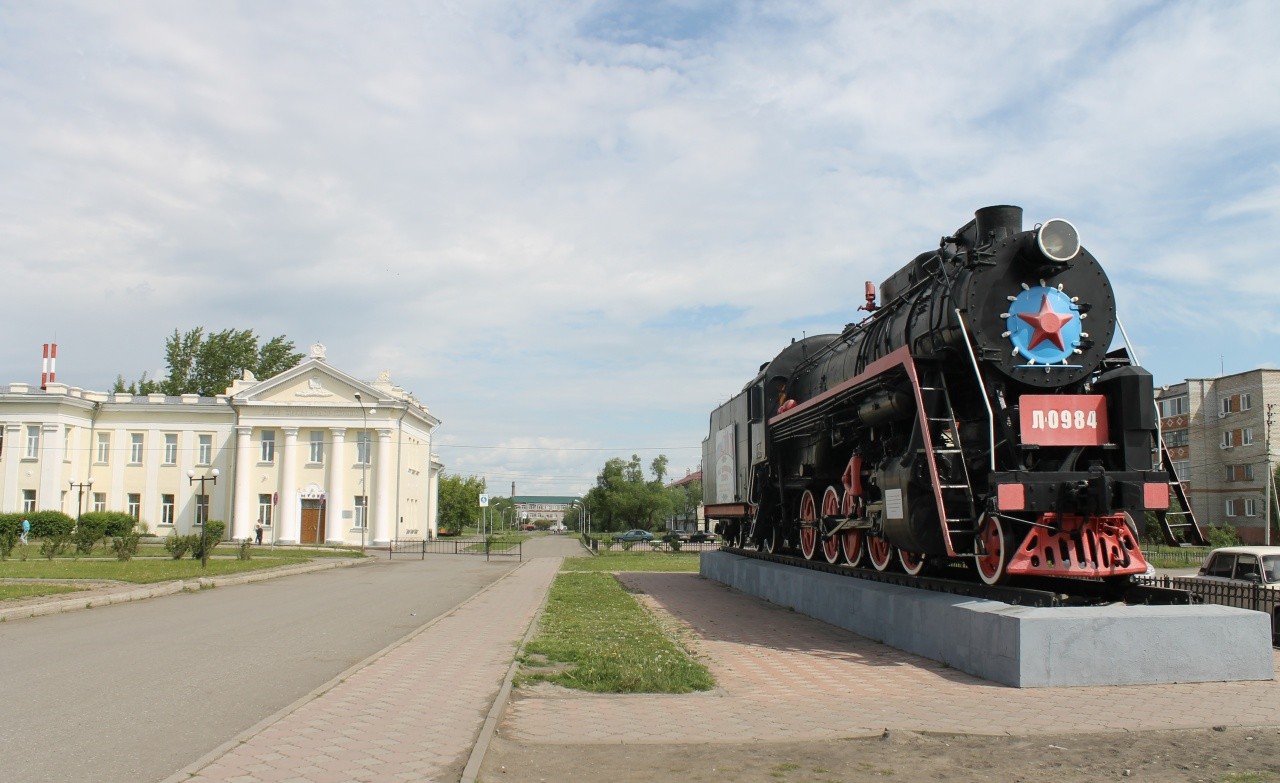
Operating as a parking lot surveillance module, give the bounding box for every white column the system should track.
[232,426,254,540]
[373,428,393,545]
[279,427,300,544]
[3,424,21,512]
[38,422,63,512]
[326,428,347,544]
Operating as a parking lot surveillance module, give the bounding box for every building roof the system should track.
[512,496,579,505]
[667,470,702,489]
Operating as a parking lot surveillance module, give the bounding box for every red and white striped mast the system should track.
[41,342,57,389]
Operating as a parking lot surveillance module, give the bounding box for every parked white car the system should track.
[1193,546,1280,588]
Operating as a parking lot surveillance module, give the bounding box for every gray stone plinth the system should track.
[701,551,1275,687]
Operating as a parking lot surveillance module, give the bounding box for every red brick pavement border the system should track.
[164,556,562,783]
[502,572,1280,744]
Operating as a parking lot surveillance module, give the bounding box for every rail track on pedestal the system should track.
[720,546,1197,608]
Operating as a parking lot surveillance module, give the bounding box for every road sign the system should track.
[479,494,489,507]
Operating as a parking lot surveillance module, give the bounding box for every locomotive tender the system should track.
[702,205,1181,585]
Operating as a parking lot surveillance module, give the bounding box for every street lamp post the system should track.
[186,468,220,568]
[69,478,94,520]
[354,393,376,551]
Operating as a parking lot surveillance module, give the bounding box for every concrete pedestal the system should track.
[701,551,1274,687]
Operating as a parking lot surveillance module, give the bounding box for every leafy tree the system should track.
[437,474,488,535]
[117,328,304,397]
[583,454,674,533]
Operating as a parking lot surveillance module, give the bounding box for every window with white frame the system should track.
[260,430,275,463]
[1158,396,1188,418]
[198,434,212,465]
[1241,392,1252,411]
[161,494,175,526]
[354,495,368,529]
[93,492,106,512]
[26,425,40,459]
[63,426,72,462]
[195,494,209,525]
[130,433,144,464]
[164,433,178,465]
[309,430,324,464]
[1226,464,1256,482]
[128,493,141,519]
[258,494,273,527]
[1225,498,1260,517]
[1171,460,1191,482]
[0,427,4,458]
[356,432,371,465]
[23,489,36,512]
[1246,498,1259,516]
[96,432,111,463]
[1242,427,1254,445]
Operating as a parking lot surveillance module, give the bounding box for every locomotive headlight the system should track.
[1036,219,1080,263]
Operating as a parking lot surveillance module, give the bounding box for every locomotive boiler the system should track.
[702,205,1190,585]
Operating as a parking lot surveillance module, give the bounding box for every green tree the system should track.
[119,328,304,397]
[584,454,674,532]
[437,474,488,535]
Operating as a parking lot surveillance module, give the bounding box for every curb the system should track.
[460,561,555,783]
[0,555,374,623]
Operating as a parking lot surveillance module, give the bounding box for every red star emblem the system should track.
[1017,294,1074,350]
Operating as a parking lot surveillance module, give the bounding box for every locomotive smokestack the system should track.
[974,205,1023,245]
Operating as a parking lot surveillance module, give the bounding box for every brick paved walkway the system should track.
[502,572,1280,743]
[168,556,561,783]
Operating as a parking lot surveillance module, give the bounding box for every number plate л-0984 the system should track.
[1018,395,1109,446]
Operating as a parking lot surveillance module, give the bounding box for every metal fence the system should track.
[1135,575,1279,644]
[388,537,522,561]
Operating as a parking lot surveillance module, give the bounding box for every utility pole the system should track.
[1266,404,1275,546]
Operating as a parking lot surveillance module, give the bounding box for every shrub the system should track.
[165,532,195,560]
[111,531,141,561]
[40,530,72,559]
[26,511,75,539]
[1205,524,1242,549]
[74,516,109,556]
[0,525,17,560]
[79,511,138,538]
[237,539,252,560]
[191,520,227,561]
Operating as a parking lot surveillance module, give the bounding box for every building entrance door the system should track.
[300,499,326,544]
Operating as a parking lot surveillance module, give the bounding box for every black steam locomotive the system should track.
[703,205,1194,585]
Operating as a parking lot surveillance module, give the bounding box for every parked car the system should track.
[616,529,654,542]
[661,531,687,543]
[688,531,718,544]
[1193,546,1280,587]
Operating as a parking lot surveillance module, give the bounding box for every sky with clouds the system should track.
[2,1,1277,496]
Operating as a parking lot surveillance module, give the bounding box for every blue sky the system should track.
[2,1,1277,495]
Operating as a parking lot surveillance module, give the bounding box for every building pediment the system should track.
[232,359,382,409]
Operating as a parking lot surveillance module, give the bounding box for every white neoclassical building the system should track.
[0,344,442,545]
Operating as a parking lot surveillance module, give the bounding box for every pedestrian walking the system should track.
[254,523,263,544]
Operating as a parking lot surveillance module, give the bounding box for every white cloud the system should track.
[2,0,1277,493]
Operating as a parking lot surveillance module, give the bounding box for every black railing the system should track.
[1135,575,1279,644]
[388,537,522,561]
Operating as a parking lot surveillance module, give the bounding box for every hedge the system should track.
[0,511,74,538]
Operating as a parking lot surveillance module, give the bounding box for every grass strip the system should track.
[0,556,344,583]
[563,551,702,573]
[0,583,85,602]
[520,571,714,693]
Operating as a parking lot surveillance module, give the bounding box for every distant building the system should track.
[665,470,704,533]
[1155,368,1280,543]
[511,496,578,525]
[0,344,442,545]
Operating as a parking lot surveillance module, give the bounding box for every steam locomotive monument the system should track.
[699,206,1273,686]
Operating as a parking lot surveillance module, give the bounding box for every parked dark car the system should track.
[616,529,654,542]
[688,531,718,544]
[662,531,687,543]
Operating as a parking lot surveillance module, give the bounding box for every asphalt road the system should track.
[0,554,518,783]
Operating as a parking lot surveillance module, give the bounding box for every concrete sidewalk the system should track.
[163,552,565,783]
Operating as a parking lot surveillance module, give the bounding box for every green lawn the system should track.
[0,543,364,584]
[0,583,85,602]
[519,570,714,693]
[563,550,702,573]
